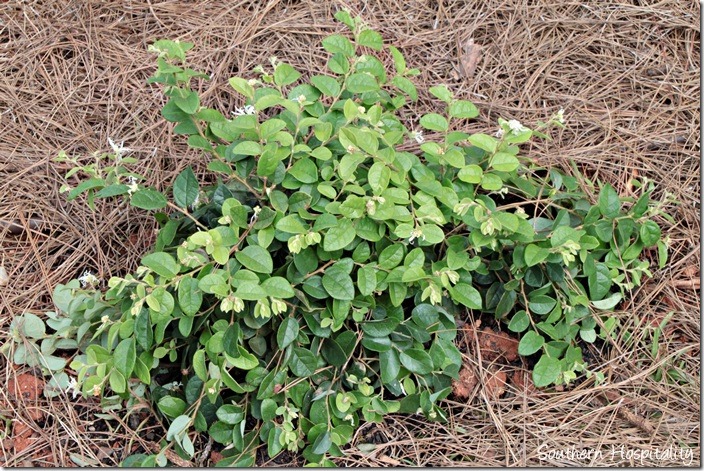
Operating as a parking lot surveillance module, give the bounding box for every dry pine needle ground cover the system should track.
[0,0,700,467]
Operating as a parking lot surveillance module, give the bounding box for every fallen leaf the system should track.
[378,455,401,466]
[459,37,483,78]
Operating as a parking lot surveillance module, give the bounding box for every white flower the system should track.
[250,205,261,224]
[296,94,306,105]
[108,138,132,157]
[78,270,100,288]
[232,105,256,116]
[409,228,424,243]
[67,377,80,399]
[495,128,505,138]
[556,108,565,124]
[508,119,526,135]
[413,130,424,144]
[127,176,139,195]
[101,315,110,325]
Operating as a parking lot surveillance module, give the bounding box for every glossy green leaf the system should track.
[532,355,561,387]
[173,167,199,208]
[449,283,482,309]
[598,183,620,219]
[131,189,168,210]
[518,331,544,355]
[399,349,434,375]
[277,318,299,349]
[113,338,136,378]
[142,252,179,278]
[235,246,273,274]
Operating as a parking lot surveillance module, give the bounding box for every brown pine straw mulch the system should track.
[0,0,699,466]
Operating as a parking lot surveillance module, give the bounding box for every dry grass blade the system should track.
[0,0,699,467]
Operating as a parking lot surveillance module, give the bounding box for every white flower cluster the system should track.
[232,105,256,116]
[78,270,100,288]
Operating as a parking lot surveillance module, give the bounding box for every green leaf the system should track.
[158,396,188,419]
[323,219,355,251]
[311,431,332,455]
[131,189,167,210]
[216,405,245,425]
[401,266,426,283]
[166,415,191,441]
[198,273,229,296]
[389,46,406,74]
[580,329,597,343]
[322,267,355,301]
[449,283,482,309]
[419,113,448,132]
[508,310,530,333]
[467,133,497,153]
[16,313,45,339]
[346,73,379,93]
[261,277,295,298]
[458,164,483,184]
[235,246,273,274]
[639,220,661,247]
[134,308,153,350]
[367,162,390,194]
[142,252,179,278]
[524,244,549,267]
[399,349,434,375]
[588,263,611,301]
[598,183,620,219]
[518,331,545,356]
[429,85,453,103]
[178,277,202,316]
[289,158,318,184]
[357,29,383,50]
[173,167,199,208]
[490,152,520,172]
[591,292,622,310]
[380,349,400,383]
[310,75,341,97]
[228,77,255,100]
[529,295,556,315]
[289,347,317,377]
[193,349,207,381]
[357,265,377,296]
[68,177,105,200]
[449,100,479,119]
[532,355,561,387]
[114,338,136,378]
[222,324,240,357]
[173,89,200,114]
[322,35,355,57]
[378,244,405,269]
[391,76,417,101]
[277,318,299,349]
[276,214,308,234]
[233,141,262,156]
[274,63,301,87]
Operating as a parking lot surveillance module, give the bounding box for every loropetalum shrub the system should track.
[10,11,670,466]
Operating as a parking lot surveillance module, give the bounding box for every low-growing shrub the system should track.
[6,11,669,466]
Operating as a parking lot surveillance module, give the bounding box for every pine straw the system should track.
[0,0,699,467]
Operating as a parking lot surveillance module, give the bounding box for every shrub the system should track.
[7,11,668,466]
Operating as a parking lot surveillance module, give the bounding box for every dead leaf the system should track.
[452,365,478,399]
[459,37,483,78]
[378,455,401,466]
